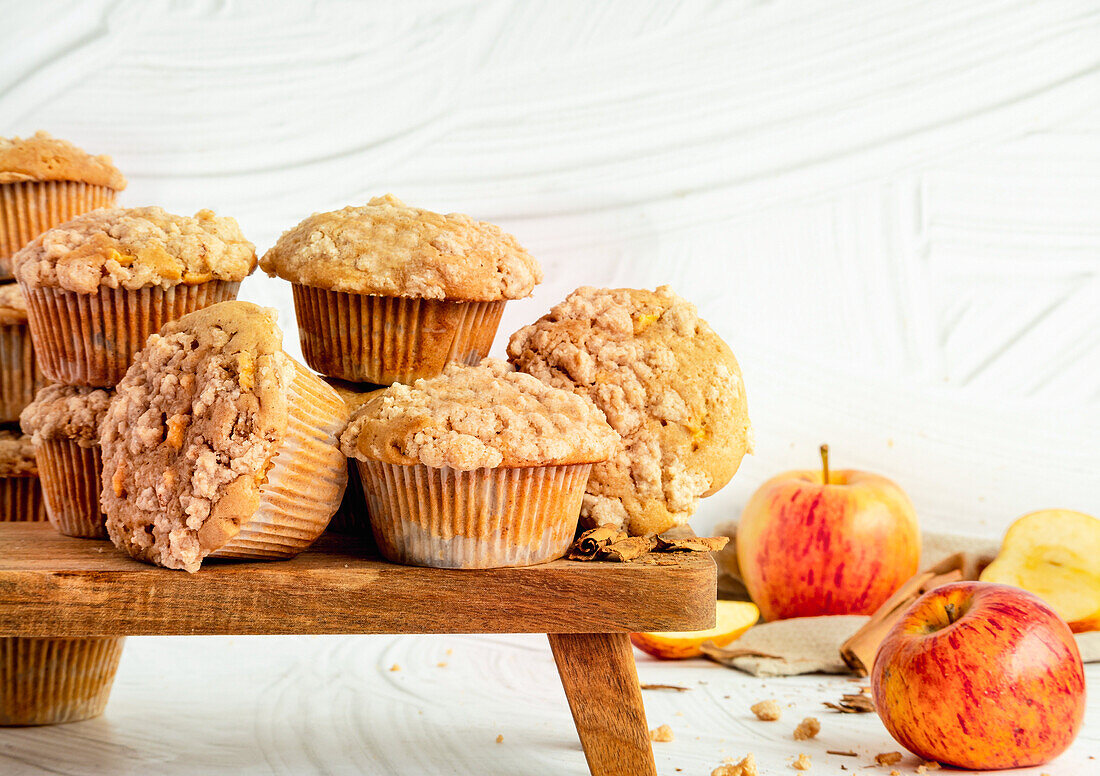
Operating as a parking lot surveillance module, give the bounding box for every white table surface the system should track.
[1,634,1096,775]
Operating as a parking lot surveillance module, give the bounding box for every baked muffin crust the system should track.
[260,194,542,300]
[507,285,752,536]
[14,206,256,294]
[341,358,619,471]
[0,282,28,325]
[0,430,37,476]
[20,384,113,447]
[101,302,294,572]
[0,131,127,189]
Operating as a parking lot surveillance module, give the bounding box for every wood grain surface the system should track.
[550,633,657,776]
[0,524,716,638]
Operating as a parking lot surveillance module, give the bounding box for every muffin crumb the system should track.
[875,752,903,766]
[750,700,781,721]
[791,753,811,770]
[495,734,503,744]
[711,754,756,776]
[793,717,820,740]
[648,724,674,742]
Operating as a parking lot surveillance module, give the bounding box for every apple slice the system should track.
[980,509,1100,632]
[630,600,759,659]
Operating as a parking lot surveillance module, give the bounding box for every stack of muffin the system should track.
[0,132,259,725]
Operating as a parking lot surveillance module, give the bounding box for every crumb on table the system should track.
[750,700,781,721]
[791,753,811,770]
[793,717,820,740]
[875,752,903,766]
[495,734,503,744]
[711,754,757,776]
[649,724,674,742]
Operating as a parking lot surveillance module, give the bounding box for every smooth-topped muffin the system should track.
[341,358,618,568]
[0,131,126,278]
[21,384,113,537]
[508,285,752,536]
[260,194,543,384]
[13,206,255,386]
[101,301,347,572]
[0,283,46,422]
[0,429,43,521]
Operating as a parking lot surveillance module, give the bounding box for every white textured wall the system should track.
[4,0,1098,538]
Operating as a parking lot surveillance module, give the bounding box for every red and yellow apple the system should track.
[630,600,759,659]
[736,446,919,620]
[872,581,1086,770]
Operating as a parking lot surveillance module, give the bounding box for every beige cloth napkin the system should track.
[712,520,1099,675]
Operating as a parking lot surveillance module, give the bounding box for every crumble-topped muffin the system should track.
[341,358,619,470]
[0,131,126,189]
[343,359,617,569]
[507,285,752,536]
[101,301,347,572]
[260,195,544,384]
[14,206,256,294]
[0,429,44,522]
[0,132,126,279]
[20,384,113,538]
[261,194,542,300]
[0,283,28,324]
[12,206,253,386]
[20,384,112,448]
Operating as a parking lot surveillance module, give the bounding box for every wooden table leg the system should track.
[548,632,656,776]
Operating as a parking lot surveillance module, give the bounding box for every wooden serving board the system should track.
[0,523,717,776]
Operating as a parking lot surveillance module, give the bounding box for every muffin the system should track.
[0,429,44,521]
[13,206,256,387]
[0,636,125,726]
[507,285,752,536]
[21,383,112,538]
[341,358,619,568]
[0,283,47,422]
[323,377,383,535]
[0,131,126,279]
[260,194,542,384]
[101,301,348,572]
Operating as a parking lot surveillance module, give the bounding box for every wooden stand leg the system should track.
[548,632,656,776]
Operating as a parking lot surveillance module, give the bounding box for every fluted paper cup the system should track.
[211,359,348,560]
[292,284,505,384]
[36,437,105,538]
[0,474,44,521]
[0,321,46,422]
[0,181,118,279]
[0,636,125,726]
[356,460,591,569]
[22,280,240,387]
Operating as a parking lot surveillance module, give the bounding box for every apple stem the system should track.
[945,603,959,625]
[820,444,830,485]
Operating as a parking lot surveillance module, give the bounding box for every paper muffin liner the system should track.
[0,320,47,423]
[328,459,372,535]
[210,359,348,560]
[356,460,591,568]
[0,474,45,521]
[292,284,506,384]
[36,437,105,539]
[0,636,125,726]
[0,181,118,279]
[22,280,240,387]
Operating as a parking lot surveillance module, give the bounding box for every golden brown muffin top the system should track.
[13,206,257,294]
[0,131,126,189]
[101,302,296,572]
[508,285,752,536]
[0,283,27,325]
[340,358,619,471]
[0,429,37,476]
[260,194,542,300]
[20,383,113,448]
